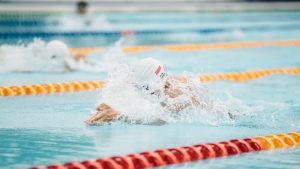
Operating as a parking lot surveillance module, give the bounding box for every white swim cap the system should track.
[133,57,166,83]
[46,40,69,59]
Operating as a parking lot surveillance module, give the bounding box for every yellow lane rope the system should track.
[70,40,300,55]
[200,67,300,82]
[1,67,299,97]
[0,81,105,97]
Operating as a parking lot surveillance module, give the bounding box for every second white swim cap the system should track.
[46,40,69,58]
[133,57,165,82]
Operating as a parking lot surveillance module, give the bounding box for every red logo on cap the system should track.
[155,66,161,75]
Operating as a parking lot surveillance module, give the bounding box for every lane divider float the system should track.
[70,40,300,55]
[31,132,300,169]
[0,81,105,97]
[1,67,299,97]
[199,67,300,82]
[3,24,300,39]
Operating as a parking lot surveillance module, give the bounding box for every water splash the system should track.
[94,54,258,126]
[67,38,133,72]
[0,38,127,73]
[236,100,300,130]
[92,44,299,128]
[0,39,70,72]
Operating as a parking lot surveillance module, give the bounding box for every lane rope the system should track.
[69,40,300,55]
[31,132,300,169]
[199,67,300,82]
[2,24,300,38]
[1,67,299,97]
[0,81,105,97]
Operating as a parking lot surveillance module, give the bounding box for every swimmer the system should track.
[0,39,101,72]
[46,40,73,72]
[77,0,88,15]
[85,57,208,125]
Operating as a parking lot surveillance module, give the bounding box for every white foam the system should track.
[64,37,136,73]
[0,39,127,73]
[94,50,256,125]
[0,39,70,72]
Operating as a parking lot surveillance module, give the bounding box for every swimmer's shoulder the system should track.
[173,75,188,83]
[163,75,188,89]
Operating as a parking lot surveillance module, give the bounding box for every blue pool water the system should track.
[0,11,300,168]
[1,12,300,46]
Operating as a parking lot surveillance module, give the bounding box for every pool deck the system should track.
[1,0,300,12]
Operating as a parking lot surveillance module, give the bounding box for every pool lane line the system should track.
[1,67,300,97]
[2,24,300,39]
[69,39,300,55]
[0,81,105,97]
[30,132,300,169]
[199,67,300,83]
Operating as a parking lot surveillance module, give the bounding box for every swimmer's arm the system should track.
[65,53,90,71]
[172,76,200,105]
[74,53,87,61]
[65,53,87,65]
[85,103,121,125]
[174,76,188,83]
[161,102,190,113]
[162,77,201,113]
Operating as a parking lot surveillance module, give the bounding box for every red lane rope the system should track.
[31,132,300,169]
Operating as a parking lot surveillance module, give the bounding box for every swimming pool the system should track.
[0,11,300,168]
[1,11,300,46]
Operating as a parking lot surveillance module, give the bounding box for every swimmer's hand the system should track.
[85,103,120,125]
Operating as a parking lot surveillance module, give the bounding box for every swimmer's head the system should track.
[77,0,88,14]
[133,57,167,95]
[46,40,70,71]
[133,57,166,83]
[46,40,69,59]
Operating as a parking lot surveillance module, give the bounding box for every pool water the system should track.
[1,11,300,46]
[0,11,300,168]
